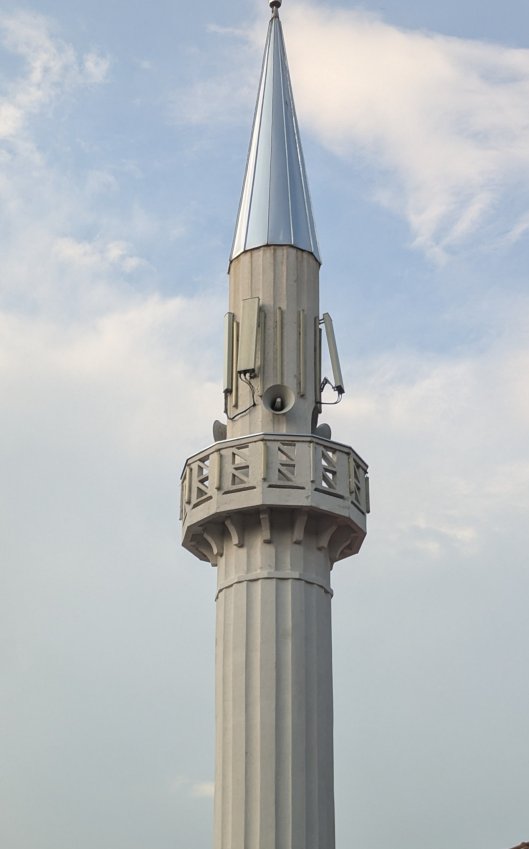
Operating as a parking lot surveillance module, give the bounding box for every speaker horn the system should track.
[262,384,295,415]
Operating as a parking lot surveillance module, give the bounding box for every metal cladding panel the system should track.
[230,12,321,264]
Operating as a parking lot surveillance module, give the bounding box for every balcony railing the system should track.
[181,433,369,527]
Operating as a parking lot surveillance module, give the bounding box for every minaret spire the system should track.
[231,0,320,263]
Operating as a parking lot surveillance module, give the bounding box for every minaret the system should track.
[181,3,369,848]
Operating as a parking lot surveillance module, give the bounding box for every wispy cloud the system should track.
[0,11,149,316]
[170,776,215,800]
[169,23,258,126]
[333,322,529,560]
[285,3,529,258]
[190,781,215,799]
[54,237,147,273]
[0,11,109,140]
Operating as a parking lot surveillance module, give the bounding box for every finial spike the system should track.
[231,0,320,264]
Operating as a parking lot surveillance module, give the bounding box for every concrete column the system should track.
[213,509,335,849]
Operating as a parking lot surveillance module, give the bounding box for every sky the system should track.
[1,0,529,847]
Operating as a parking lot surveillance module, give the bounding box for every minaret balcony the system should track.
[181,433,369,565]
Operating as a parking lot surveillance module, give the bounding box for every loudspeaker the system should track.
[314,422,332,440]
[213,420,227,442]
[262,384,296,415]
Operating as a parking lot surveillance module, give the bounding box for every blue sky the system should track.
[1,1,529,848]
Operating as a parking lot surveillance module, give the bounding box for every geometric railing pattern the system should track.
[181,432,369,525]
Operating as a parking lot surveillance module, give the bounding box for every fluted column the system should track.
[213,510,335,849]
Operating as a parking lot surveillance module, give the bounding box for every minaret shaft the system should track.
[214,511,335,849]
[227,246,320,438]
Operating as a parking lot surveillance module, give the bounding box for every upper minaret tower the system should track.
[181,2,369,847]
[225,0,322,441]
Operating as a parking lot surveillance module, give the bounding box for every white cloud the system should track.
[0,100,23,137]
[332,324,529,561]
[284,3,529,257]
[0,290,222,470]
[171,70,255,127]
[505,209,529,244]
[82,50,110,83]
[85,169,119,196]
[0,13,154,317]
[0,10,109,141]
[170,777,215,800]
[0,9,221,435]
[169,24,259,126]
[54,237,147,273]
[191,781,215,799]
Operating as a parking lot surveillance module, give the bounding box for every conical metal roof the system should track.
[230,4,320,264]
